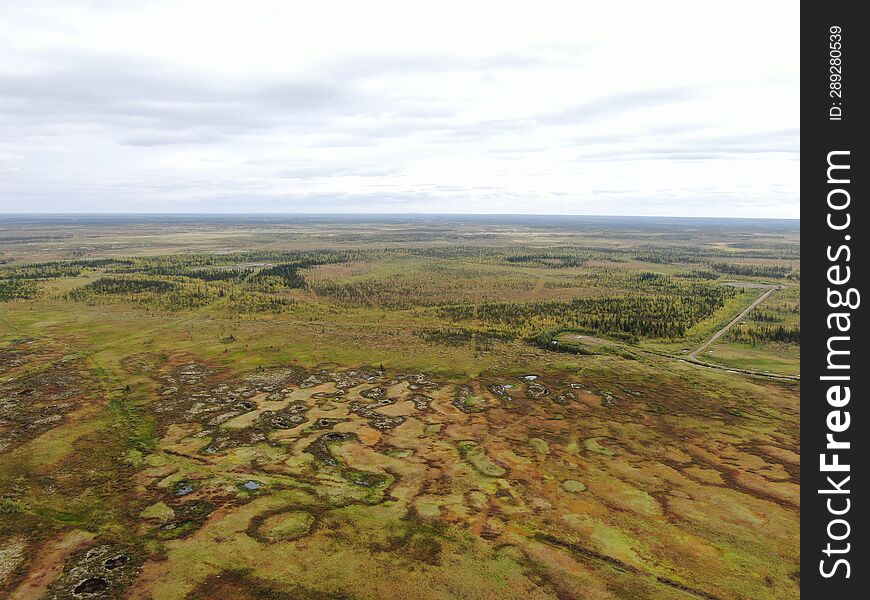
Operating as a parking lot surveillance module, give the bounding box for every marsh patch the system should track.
[486,383,517,408]
[256,404,310,430]
[139,502,174,524]
[307,417,346,430]
[173,480,194,496]
[397,372,442,392]
[561,480,587,493]
[46,544,138,600]
[0,535,27,585]
[348,395,405,430]
[304,432,357,467]
[452,385,487,414]
[191,568,346,599]
[120,352,163,375]
[244,365,308,388]
[369,414,406,430]
[0,339,35,367]
[359,387,388,401]
[552,391,575,405]
[378,513,446,566]
[202,428,268,454]
[73,577,108,594]
[584,437,616,456]
[156,500,214,539]
[525,381,549,399]
[255,510,316,542]
[528,438,550,455]
[342,468,389,488]
[457,441,507,477]
[0,359,93,452]
[599,391,618,408]
[407,393,433,411]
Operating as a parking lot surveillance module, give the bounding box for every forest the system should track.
[1,248,767,344]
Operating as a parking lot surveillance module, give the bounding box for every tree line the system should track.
[708,262,793,279]
[0,279,37,301]
[438,284,735,341]
[725,324,800,344]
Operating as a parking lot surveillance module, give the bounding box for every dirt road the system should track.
[688,285,781,362]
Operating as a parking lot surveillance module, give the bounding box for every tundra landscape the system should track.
[0,215,799,599]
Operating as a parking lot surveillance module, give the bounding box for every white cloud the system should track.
[0,0,799,217]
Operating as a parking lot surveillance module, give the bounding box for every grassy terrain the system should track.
[703,284,800,375]
[0,216,799,599]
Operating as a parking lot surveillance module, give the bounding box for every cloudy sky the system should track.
[0,0,799,217]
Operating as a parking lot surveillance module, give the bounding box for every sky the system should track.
[0,0,799,217]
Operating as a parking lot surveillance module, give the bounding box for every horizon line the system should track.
[0,212,800,221]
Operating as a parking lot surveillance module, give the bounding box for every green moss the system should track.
[341,469,389,489]
[561,480,587,493]
[0,498,27,514]
[141,502,175,523]
[258,510,315,541]
[457,441,506,477]
[584,437,615,456]
[528,438,550,454]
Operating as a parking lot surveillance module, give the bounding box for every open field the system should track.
[0,216,799,599]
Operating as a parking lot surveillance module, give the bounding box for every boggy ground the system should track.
[1,341,798,599]
[0,217,799,598]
